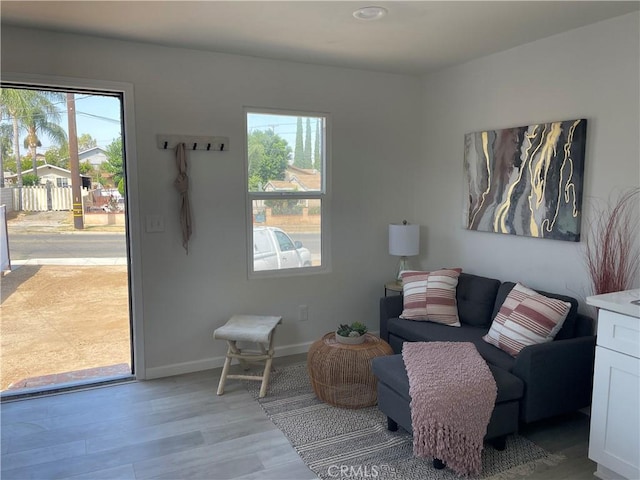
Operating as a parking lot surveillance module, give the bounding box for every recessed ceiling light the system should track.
[353,6,388,21]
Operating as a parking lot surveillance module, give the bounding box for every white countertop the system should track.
[587,289,640,318]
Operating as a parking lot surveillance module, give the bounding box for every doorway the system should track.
[0,83,135,395]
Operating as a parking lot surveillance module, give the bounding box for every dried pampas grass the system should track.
[584,188,639,295]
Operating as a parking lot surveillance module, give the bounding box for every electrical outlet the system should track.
[299,305,308,322]
[145,215,165,233]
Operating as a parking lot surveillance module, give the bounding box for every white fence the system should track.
[4,186,89,212]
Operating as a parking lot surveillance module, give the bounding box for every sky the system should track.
[57,94,122,150]
[70,94,122,147]
[247,112,321,154]
[1,90,123,152]
[4,90,322,155]
[249,113,298,147]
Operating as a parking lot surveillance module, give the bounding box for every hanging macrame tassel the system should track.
[174,142,192,254]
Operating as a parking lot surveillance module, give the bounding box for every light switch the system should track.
[145,215,165,233]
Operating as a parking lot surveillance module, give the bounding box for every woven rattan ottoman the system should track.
[307,332,393,408]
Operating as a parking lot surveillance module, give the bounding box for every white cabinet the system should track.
[587,290,640,480]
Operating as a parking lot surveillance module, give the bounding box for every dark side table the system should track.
[384,281,403,297]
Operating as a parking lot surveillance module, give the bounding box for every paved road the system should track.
[7,232,320,262]
[289,232,320,255]
[8,233,127,260]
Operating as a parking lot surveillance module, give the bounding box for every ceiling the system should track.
[2,1,638,75]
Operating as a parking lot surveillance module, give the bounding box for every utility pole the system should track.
[67,93,84,229]
[0,140,4,188]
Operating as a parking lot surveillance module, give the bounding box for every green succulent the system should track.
[350,322,368,335]
[336,322,368,337]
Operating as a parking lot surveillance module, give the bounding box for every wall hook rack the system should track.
[156,134,229,152]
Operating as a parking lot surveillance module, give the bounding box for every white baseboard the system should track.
[143,340,314,380]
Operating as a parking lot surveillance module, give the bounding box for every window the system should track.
[56,178,69,187]
[246,108,329,276]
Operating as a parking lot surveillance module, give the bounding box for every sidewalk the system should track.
[6,210,126,234]
[11,257,127,266]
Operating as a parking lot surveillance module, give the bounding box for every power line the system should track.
[1,109,121,125]
[76,111,121,125]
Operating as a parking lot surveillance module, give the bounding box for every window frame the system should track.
[245,106,331,279]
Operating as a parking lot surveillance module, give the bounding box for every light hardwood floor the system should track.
[1,355,596,479]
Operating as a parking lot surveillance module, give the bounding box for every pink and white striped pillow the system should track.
[400,268,462,326]
[399,271,430,320]
[483,283,570,356]
[424,268,462,326]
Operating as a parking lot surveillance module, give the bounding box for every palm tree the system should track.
[0,88,67,186]
[0,122,13,187]
[22,91,67,174]
[0,88,32,187]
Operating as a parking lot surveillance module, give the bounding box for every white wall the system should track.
[1,26,421,377]
[417,12,640,309]
[2,12,637,377]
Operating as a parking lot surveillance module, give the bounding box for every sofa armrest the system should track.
[512,336,596,423]
[574,312,595,337]
[379,295,403,342]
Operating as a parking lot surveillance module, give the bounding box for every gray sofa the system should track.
[378,272,596,424]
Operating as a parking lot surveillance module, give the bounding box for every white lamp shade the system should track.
[389,223,420,256]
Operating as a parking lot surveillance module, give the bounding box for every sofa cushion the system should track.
[400,268,462,326]
[372,354,410,400]
[472,340,517,371]
[484,283,571,356]
[456,273,501,327]
[372,353,523,404]
[492,282,579,340]
[389,317,485,344]
[387,318,516,371]
[490,364,525,403]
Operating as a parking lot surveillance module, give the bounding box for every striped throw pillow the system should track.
[424,268,462,326]
[399,271,430,320]
[483,283,571,356]
[400,268,462,326]
[483,283,532,347]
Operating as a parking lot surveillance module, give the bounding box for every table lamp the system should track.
[389,220,420,284]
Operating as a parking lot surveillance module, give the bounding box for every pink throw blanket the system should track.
[402,342,497,476]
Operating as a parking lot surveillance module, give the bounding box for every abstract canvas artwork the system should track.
[463,119,587,242]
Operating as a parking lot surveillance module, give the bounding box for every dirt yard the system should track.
[1,264,130,391]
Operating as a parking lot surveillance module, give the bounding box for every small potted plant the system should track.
[335,322,368,345]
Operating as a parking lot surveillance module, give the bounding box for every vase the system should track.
[335,332,366,345]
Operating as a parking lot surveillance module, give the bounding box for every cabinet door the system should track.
[589,346,640,479]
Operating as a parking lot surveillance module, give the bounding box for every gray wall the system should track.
[415,12,640,308]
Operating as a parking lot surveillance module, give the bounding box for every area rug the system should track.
[245,363,565,480]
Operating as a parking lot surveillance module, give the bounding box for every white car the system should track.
[253,226,312,271]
